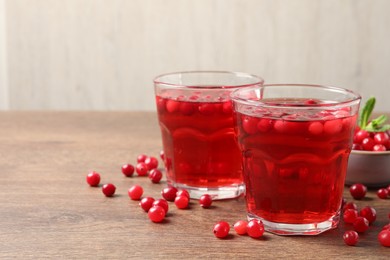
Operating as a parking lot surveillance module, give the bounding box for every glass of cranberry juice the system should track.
[231,84,361,235]
[154,71,264,199]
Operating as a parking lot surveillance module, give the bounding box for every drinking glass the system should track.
[231,84,361,235]
[154,71,264,199]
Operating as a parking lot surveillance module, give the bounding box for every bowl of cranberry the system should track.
[346,97,390,188]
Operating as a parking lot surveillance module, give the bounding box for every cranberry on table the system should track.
[343,230,359,246]
[359,206,377,224]
[102,183,116,197]
[343,209,358,224]
[377,188,389,199]
[343,202,358,211]
[378,229,390,247]
[233,220,248,235]
[349,183,367,200]
[199,194,213,208]
[121,164,135,177]
[353,217,369,233]
[139,197,155,212]
[152,199,169,214]
[174,195,189,209]
[159,150,165,160]
[86,171,100,187]
[149,169,163,183]
[144,156,159,170]
[213,221,230,238]
[128,185,143,200]
[161,186,178,202]
[136,162,149,176]
[148,205,166,223]
[176,189,190,198]
[247,219,265,239]
[137,154,148,163]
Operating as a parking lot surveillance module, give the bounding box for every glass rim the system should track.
[231,83,361,108]
[153,70,264,89]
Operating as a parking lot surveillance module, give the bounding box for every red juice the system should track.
[156,93,243,188]
[234,99,358,225]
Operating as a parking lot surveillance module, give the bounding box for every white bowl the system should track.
[346,150,390,188]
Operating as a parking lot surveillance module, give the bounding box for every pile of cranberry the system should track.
[353,129,390,151]
[86,152,265,240]
[352,97,390,151]
[86,152,389,247]
[343,183,390,247]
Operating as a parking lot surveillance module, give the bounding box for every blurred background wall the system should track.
[0,0,389,111]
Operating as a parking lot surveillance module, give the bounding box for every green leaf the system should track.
[359,97,375,129]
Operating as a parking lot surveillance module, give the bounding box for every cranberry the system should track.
[121,164,135,177]
[199,194,213,208]
[308,121,323,135]
[343,209,358,224]
[159,150,165,160]
[387,185,390,192]
[128,185,143,200]
[176,189,190,198]
[374,132,390,145]
[136,162,149,176]
[343,202,358,211]
[213,221,230,238]
[137,154,148,163]
[359,206,377,224]
[353,130,369,144]
[161,186,178,202]
[382,224,390,231]
[139,197,155,212]
[242,117,259,134]
[86,171,100,187]
[152,199,169,214]
[174,195,189,209]
[144,156,158,170]
[323,119,343,135]
[102,183,116,197]
[233,220,248,235]
[246,219,265,238]
[352,143,363,150]
[377,188,389,199]
[222,101,233,114]
[179,102,195,115]
[198,103,216,115]
[257,118,273,132]
[378,229,390,247]
[149,169,163,183]
[148,205,166,223]
[166,100,180,113]
[361,137,375,151]
[349,183,367,200]
[353,217,369,233]
[373,144,387,151]
[343,230,359,246]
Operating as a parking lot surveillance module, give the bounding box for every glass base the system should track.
[247,211,340,235]
[170,182,245,200]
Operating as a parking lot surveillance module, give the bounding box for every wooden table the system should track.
[0,111,389,259]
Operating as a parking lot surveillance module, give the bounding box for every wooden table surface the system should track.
[0,111,389,259]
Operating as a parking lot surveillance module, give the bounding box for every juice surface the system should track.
[234,98,357,224]
[156,94,243,188]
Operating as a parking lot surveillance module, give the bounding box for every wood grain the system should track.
[1,0,390,111]
[0,111,389,259]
